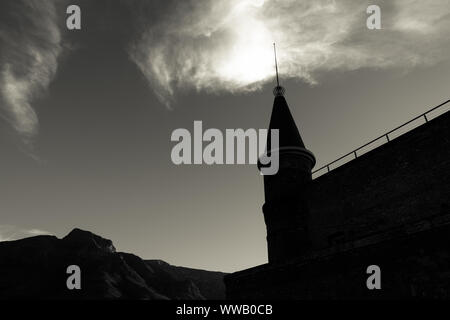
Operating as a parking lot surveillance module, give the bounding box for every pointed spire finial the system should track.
[274,43,280,87]
[272,43,285,97]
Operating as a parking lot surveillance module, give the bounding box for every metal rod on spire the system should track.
[273,43,280,87]
[272,43,285,97]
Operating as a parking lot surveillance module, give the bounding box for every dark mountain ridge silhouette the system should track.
[0,228,226,299]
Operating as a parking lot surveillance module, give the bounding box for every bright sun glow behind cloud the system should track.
[129,0,281,107]
[129,0,450,108]
[217,6,274,85]
[213,0,281,88]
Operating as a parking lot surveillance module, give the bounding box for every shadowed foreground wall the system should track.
[226,110,450,299]
[226,221,450,299]
[308,110,450,249]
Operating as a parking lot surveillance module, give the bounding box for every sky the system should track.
[0,0,450,272]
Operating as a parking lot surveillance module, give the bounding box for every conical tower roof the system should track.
[267,93,306,150]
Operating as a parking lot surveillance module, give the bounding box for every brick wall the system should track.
[307,111,450,249]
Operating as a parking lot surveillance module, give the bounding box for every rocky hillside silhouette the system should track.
[0,228,226,299]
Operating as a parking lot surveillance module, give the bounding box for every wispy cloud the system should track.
[0,0,66,150]
[128,0,450,107]
[0,225,50,242]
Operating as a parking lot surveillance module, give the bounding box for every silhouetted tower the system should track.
[258,44,316,263]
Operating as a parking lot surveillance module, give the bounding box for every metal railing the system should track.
[312,100,450,179]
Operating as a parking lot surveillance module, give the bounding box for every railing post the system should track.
[424,114,428,122]
[353,151,357,159]
[327,165,330,172]
[386,134,390,142]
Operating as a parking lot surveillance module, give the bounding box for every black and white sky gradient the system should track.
[1,0,450,272]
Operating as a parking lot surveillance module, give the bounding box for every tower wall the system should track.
[263,152,313,263]
[261,148,315,263]
[260,93,316,263]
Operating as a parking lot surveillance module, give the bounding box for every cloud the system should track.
[0,0,66,149]
[0,225,50,242]
[128,0,450,107]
